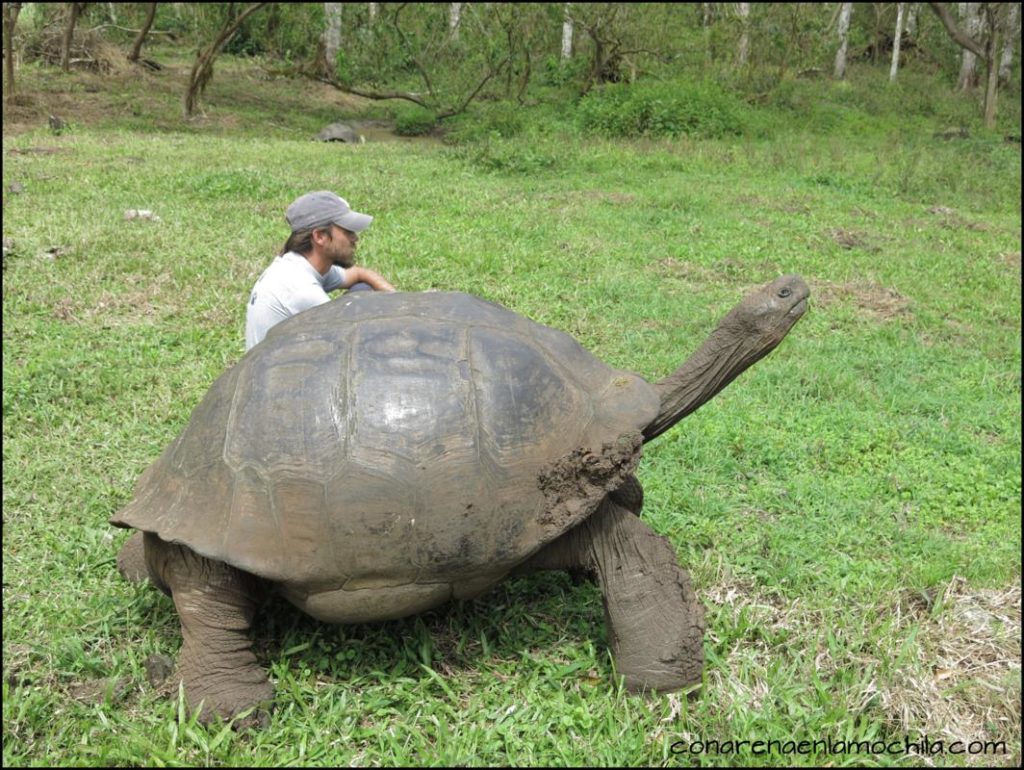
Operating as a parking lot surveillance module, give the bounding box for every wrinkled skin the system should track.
[116,275,809,723]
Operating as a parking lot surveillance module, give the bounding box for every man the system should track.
[245,191,395,350]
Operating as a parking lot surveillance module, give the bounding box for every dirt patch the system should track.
[2,54,373,138]
[6,146,67,156]
[67,677,132,705]
[810,278,912,321]
[828,227,877,251]
[880,576,1021,760]
[998,251,1021,271]
[654,258,717,283]
[701,573,1021,764]
[926,206,993,232]
[48,273,176,325]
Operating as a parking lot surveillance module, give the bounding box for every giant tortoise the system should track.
[112,275,809,722]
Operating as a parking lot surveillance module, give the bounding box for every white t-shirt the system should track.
[245,252,347,351]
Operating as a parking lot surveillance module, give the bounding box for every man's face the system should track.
[319,224,358,268]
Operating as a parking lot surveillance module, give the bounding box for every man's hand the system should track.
[344,266,396,292]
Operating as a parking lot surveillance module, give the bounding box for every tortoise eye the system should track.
[778,287,792,298]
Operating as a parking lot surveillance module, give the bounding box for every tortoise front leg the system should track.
[144,533,274,723]
[584,497,704,692]
[518,497,704,692]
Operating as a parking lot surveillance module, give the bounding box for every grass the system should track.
[3,52,1021,766]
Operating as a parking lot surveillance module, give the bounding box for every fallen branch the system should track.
[313,76,430,109]
[87,24,178,39]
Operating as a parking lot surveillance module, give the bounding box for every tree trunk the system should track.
[3,2,22,99]
[60,2,85,72]
[184,3,268,118]
[999,3,1019,85]
[982,17,1000,128]
[927,2,999,128]
[128,3,157,63]
[957,2,981,89]
[703,2,713,65]
[561,3,573,60]
[736,2,750,68]
[890,2,906,81]
[906,2,919,36]
[320,2,342,76]
[834,2,853,79]
[449,3,462,40]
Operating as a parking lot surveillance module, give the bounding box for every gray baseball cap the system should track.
[285,191,373,233]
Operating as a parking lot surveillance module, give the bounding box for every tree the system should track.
[957,2,982,89]
[929,2,1013,128]
[127,3,157,63]
[890,2,906,81]
[2,2,22,99]
[184,3,268,118]
[60,2,87,72]
[736,2,750,68]
[702,2,716,66]
[998,2,1019,85]
[317,3,514,119]
[449,3,462,40]
[318,3,342,78]
[906,2,920,37]
[834,2,853,79]
[561,2,573,60]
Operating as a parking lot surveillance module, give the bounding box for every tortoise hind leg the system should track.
[117,531,172,596]
[144,533,274,723]
[517,496,704,693]
[117,531,152,583]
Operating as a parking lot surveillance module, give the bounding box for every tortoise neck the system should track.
[642,328,763,443]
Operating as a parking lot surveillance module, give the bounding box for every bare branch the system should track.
[313,76,430,109]
[390,3,436,101]
[927,2,986,59]
[438,59,505,119]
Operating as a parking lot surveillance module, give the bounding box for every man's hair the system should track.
[281,226,333,256]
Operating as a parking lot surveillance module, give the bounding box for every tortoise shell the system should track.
[111,292,658,622]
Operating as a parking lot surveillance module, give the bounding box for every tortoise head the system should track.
[642,274,810,442]
[717,274,810,351]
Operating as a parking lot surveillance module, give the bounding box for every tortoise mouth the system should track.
[789,298,808,318]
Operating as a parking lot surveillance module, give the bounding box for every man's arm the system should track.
[341,266,396,292]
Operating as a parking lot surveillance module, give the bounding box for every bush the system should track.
[443,102,530,144]
[394,106,438,136]
[576,79,753,139]
[539,55,588,88]
[759,69,985,136]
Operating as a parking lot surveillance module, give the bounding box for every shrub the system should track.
[394,106,438,136]
[539,54,588,88]
[576,79,752,139]
[444,102,530,145]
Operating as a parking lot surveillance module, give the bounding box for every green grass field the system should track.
[3,56,1021,766]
